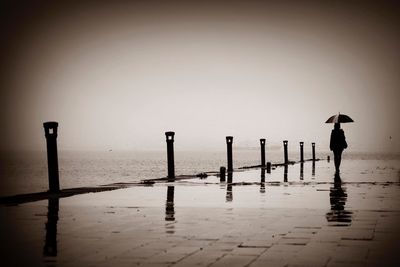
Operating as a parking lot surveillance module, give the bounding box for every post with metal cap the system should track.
[165,132,175,181]
[312,142,316,161]
[260,139,266,167]
[283,140,289,164]
[300,142,304,163]
[43,122,60,192]
[226,136,233,172]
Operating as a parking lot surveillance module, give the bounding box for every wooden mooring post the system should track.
[283,140,289,164]
[165,132,175,181]
[226,136,233,172]
[260,138,266,167]
[43,122,60,192]
[312,142,316,161]
[300,142,304,163]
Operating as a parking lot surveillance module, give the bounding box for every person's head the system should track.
[334,123,341,130]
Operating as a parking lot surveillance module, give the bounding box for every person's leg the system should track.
[337,150,342,171]
[333,151,340,173]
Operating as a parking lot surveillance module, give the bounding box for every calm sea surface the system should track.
[0,150,399,197]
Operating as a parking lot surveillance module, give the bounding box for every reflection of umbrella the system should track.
[325,113,354,123]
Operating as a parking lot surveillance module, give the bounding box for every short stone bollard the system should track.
[220,166,226,182]
[226,136,233,172]
[283,140,289,164]
[165,132,175,181]
[260,138,266,167]
[43,122,60,192]
[266,162,271,173]
[300,142,304,163]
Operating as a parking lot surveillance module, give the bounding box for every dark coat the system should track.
[330,129,347,151]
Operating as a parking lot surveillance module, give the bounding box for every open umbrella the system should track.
[325,113,354,123]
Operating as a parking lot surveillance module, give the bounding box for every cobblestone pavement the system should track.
[1,160,399,266]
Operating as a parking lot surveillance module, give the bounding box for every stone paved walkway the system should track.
[1,159,399,267]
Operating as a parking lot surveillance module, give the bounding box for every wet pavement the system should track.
[1,159,400,267]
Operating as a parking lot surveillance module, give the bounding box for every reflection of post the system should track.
[226,183,233,202]
[226,136,233,172]
[260,139,266,166]
[300,142,304,163]
[300,162,304,180]
[312,161,315,178]
[165,186,175,221]
[227,172,233,184]
[260,168,265,193]
[43,197,59,257]
[165,132,175,182]
[283,140,288,164]
[284,165,288,182]
[43,122,60,192]
[226,172,233,201]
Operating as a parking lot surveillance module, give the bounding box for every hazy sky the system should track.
[1,0,399,152]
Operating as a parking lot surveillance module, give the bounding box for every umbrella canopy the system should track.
[325,113,354,123]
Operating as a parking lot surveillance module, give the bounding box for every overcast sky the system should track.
[1,0,399,153]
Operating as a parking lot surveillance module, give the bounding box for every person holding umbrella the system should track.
[326,113,354,174]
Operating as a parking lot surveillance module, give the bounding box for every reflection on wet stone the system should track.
[284,165,288,183]
[300,162,304,180]
[226,172,233,202]
[43,197,59,257]
[326,174,353,226]
[226,183,233,202]
[312,161,316,178]
[165,186,175,222]
[260,168,265,193]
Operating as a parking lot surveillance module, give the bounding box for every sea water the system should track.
[0,150,399,197]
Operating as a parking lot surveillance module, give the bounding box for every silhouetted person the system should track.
[330,123,347,174]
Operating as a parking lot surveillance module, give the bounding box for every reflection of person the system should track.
[326,173,352,225]
[330,123,347,174]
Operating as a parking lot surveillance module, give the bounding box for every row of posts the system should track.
[42,122,317,192]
